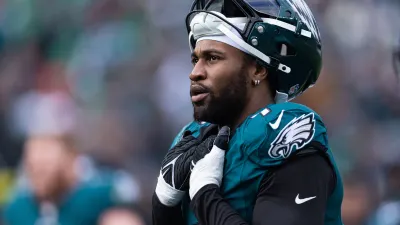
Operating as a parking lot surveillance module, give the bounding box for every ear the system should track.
[254,62,268,81]
[248,60,268,82]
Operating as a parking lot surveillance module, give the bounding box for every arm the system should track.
[190,151,335,225]
[152,124,220,225]
[151,133,197,225]
[152,193,185,225]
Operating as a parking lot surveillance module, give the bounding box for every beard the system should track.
[193,69,248,126]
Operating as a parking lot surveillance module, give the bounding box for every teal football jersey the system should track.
[171,102,343,225]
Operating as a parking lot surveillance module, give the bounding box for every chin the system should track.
[193,105,226,125]
[192,92,245,125]
[193,105,208,122]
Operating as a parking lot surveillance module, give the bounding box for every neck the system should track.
[230,89,274,130]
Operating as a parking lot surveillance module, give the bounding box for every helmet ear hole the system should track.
[277,42,296,56]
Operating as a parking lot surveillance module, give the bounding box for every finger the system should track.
[198,124,219,141]
[175,134,196,148]
[218,126,230,137]
[180,137,199,150]
[182,133,196,142]
[190,135,215,166]
[206,135,216,150]
[213,126,230,150]
[162,137,198,165]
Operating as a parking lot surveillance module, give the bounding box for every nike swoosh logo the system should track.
[295,194,316,204]
[269,110,284,129]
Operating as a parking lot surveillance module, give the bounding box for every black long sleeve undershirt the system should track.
[190,152,335,225]
[152,193,185,225]
[152,150,335,225]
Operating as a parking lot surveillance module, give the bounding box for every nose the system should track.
[189,60,206,82]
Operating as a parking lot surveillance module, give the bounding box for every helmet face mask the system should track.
[186,0,322,102]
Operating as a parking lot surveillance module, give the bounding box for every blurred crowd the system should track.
[0,0,399,224]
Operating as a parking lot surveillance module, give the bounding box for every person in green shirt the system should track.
[4,134,140,225]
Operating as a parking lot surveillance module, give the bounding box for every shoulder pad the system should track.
[240,102,328,166]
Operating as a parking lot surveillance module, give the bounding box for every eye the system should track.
[191,57,199,65]
[208,55,220,62]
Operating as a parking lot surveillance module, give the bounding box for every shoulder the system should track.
[170,121,212,149]
[3,191,33,222]
[237,102,329,166]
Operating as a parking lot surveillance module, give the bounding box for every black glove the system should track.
[190,124,224,170]
[161,131,198,185]
[163,124,220,189]
[155,125,220,206]
[189,126,230,199]
[198,124,219,141]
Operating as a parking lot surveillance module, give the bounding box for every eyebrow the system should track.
[191,49,226,58]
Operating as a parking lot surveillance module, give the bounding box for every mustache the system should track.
[190,83,211,96]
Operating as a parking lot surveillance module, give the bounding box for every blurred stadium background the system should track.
[0,0,399,224]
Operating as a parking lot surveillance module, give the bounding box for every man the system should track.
[152,0,343,225]
[4,93,140,225]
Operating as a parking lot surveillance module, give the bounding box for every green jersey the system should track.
[3,165,138,225]
[170,102,343,225]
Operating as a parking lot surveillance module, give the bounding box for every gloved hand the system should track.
[189,126,230,199]
[155,125,219,206]
[155,131,198,206]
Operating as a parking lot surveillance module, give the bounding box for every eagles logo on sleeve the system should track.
[268,113,316,159]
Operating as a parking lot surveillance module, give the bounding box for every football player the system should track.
[152,0,344,224]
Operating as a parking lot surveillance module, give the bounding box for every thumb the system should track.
[213,126,230,150]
